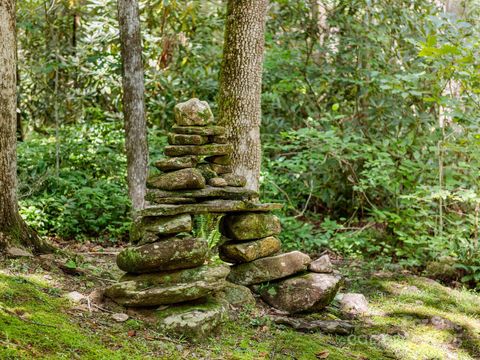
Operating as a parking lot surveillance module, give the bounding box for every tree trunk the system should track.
[218,0,268,192]
[118,0,148,211]
[0,0,51,254]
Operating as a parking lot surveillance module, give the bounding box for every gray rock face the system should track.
[219,236,281,264]
[147,168,205,191]
[339,293,369,318]
[168,133,208,145]
[221,174,247,187]
[309,254,333,273]
[116,237,209,274]
[172,125,225,136]
[221,213,282,241]
[156,297,227,339]
[227,251,311,286]
[256,273,342,313]
[154,156,198,172]
[130,214,192,244]
[174,98,213,126]
[164,144,233,157]
[105,265,230,307]
[208,177,228,187]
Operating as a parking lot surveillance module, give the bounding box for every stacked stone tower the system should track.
[106,99,342,337]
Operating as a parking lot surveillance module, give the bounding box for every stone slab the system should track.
[172,125,225,136]
[146,186,258,202]
[164,144,233,157]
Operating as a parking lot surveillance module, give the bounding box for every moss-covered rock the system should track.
[172,125,226,136]
[174,98,213,126]
[220,213,281,241]
[221,174,247,187]
[164,144,233,157]
[154,156,198,172]
[208,177,228,188]
[116,237,209,274]
[147,168,205,191]
[210,135,228,144]
[130,214,192,244]
[105,265,230,307]
[205,155,232,165]
[196,163,218,181]
[146,186,258,202]
[213,282,255,308]
[255,273,342,313]
[227,251,311,286]
[156,297,227,339]
[139,200,283,217]
[168,133,208,145]
[210,163,232,175]
[219,236,281,263]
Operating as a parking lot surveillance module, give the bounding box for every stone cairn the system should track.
[106,99,342,338]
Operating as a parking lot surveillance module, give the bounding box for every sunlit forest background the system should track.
[16,0,480,285]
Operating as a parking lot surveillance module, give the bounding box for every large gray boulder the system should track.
[227,251,311,286]
[147,168,205,191]
[221,213,282,241]
[219,236,281,263]
[116,237,208,274]
[174,98,213,126]
[256,273,342,313]
[105,265,229,307]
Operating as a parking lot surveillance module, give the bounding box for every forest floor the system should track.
[0,241,479,360]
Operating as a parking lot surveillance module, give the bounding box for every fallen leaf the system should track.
[316,350,330,359]
[127,330,136,337]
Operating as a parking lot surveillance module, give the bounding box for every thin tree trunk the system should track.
[118,0,148,211]
[218,0,268,192]
[0,0,51,254]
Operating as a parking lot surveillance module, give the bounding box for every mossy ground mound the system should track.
[1,252,480,359]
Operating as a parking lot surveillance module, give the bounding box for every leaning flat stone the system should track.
[174,98,213,126]
[156,297,226,339]
[130,214,192,244]
[168,133,208,145]
[105,265,229,307]
[146,186,258,202]
[221,213,282,241]
[227,251,311,286]
[208,177,228,187]
[309,254,333,273]
[255,273,342,313]
[172,125,225,136]
[139,200,283,217]
[205,155,232,165]
[164,144,233,157]
[147,168,205,191]
[117,237,208,274]
[221,174,247,187]
[219,236,281,263]
[154,156,198,172]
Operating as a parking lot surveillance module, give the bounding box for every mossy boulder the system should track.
[105,265,230,307]
[130,214,192,244]
[164,144,233,157]
[196,163,218,181]
[227,251,311,286]
[210,135,228,144]
[172,125,225,136]
[154,156,198,172]
[214,282,255,308]
[255,273,342,313]
[174,98,213,126]
[219,236,281,263]
[205,155,232,165]
[168,133,208,145]
[116,237,209,274]
[208,177,228,187]
[147,168,205,191]
[156,297,227,339]
[221,213,281,241]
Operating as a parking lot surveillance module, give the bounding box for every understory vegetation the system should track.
[16,0,480,287]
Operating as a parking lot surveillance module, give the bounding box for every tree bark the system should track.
[0,0,51,254]
[118,0,148,211]
[218,0,268,192]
